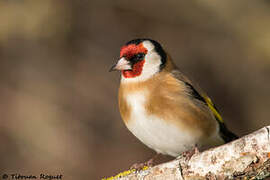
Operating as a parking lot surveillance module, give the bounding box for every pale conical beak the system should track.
[109,57,132,72]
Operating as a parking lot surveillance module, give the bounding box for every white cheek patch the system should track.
[142,41,155,51]
[143,51,161,74]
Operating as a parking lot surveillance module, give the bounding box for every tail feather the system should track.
[218,122,238,143]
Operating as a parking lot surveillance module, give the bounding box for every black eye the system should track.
[134,53,145,60]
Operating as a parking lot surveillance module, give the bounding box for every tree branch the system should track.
[110,126,270,180]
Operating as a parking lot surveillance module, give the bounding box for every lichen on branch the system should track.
[104,126,270,180]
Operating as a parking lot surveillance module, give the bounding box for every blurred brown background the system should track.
[0,0,270,179]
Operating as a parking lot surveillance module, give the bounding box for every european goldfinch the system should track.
[110,38,238,168]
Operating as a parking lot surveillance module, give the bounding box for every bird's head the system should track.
[110,39,167,82]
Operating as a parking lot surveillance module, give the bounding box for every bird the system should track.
[110,38,238,169]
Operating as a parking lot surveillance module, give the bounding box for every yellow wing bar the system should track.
[203,95,224,123]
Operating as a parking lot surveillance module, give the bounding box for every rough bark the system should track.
[112,126,270,180]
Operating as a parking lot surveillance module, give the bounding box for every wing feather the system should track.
[171,70,238,142]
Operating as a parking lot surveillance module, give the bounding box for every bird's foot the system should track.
[130,153,160,171]
[145,157,155,167]
[130,162,148,171]
[182,145,200,160]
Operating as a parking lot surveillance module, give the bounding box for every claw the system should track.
[182,145,200,160]
[130,153,160,170]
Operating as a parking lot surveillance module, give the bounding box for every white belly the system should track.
[125,92,201,157]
